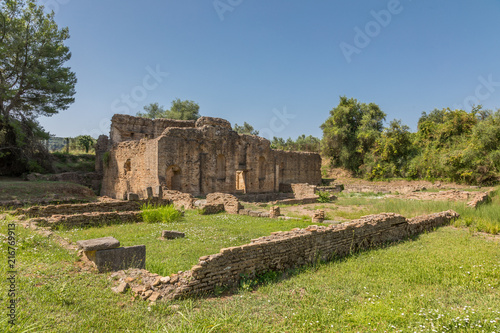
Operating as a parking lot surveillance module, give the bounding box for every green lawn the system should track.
[331,188,500,234]
[0,181,96,206]
[1,214,499,332]
[2,189,500,332]
[54,212,313,276]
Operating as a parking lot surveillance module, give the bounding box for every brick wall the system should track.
[14,198,171,217]
[151,210,458,299]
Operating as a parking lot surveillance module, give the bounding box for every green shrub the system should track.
[102,151,110,167]
[316,190,331,203]
[141,203,182,223]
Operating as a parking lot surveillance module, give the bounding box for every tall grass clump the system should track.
[316,190,332,203]
[141,203,182,223]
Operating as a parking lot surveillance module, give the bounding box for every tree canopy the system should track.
[321,96,385,173]
[0,0,76,175]
[0,0,76,122]
[137,99,200,120]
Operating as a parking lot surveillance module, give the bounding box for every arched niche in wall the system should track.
[166,165,182,191]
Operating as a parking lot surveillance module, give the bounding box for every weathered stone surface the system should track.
[152,277,162,286]
[95,135,110,174]
[101,114,321,198]
[206,193,243,214]
[312,210,325,223]
[271,197,318,205]
[146,187,154,199]
[291,183,317,199]
[94,245,146,272]
[269,206,280,218]
[148,291,161,302]
[467,191,491,208]
[77,237,120,251]
[155,185,163,198]
[127,193,140,201]
[162,190,195,209]
[37,211,143,229]
[12,198,170,218]
[112,282,129,294]
[199,204,225,215]
[162,230,185,239]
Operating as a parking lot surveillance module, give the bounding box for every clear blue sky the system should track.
[39,0,500,140]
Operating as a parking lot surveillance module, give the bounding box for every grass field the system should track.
[0,181,96,205]
[51,152,96,173]
[1,214,499,332]
[2,185,500,332]
[54,212,313,276]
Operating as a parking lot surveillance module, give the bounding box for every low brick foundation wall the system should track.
[467,191,492,208]
[271,197,319,205]
[13,198,171,217]
[123,210,458,301]
[36,211,143,229]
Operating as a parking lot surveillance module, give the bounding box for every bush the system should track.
[102,151,110,167]
[316,191,331,203]
[141,203,183,223]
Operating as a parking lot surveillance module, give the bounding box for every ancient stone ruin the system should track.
[77,237,145,273]
[98,114,322,199]
[112,210,459,301]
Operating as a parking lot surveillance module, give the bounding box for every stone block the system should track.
[77,237,120,251]
[146,187,154,199]
[112,282,129,294]
[162,230,185,239]
[312,210,325,223]
[269,206,280,218]
[94,245,146,272]
[127,193,140,201]
[155,185,163,198]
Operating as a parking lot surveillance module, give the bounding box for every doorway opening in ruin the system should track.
[217,154,226,180]
[235,170,247,193]
[166,165,182,191]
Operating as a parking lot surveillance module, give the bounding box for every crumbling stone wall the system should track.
[162,189,195,209]
[95,135,110,174]
[291,183,318,199]
[101,139,160,199]
[206,193,243,214]
[120,210,458,300]
[109,114,195,143]
[13,198,170,217]
[35,211,143,229]
[101,115,322,198]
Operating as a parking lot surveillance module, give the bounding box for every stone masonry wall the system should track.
[36,211,143,229]
[134,210,459,300]
[13,198,171,217]
[101,139,160,199]
[101,115,322,198]
[206,193,243,214]
[109,114,196,144]
[291,183,318,199]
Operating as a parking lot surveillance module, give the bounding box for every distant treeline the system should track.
[45,135,96,153]
[321,97,500,185]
